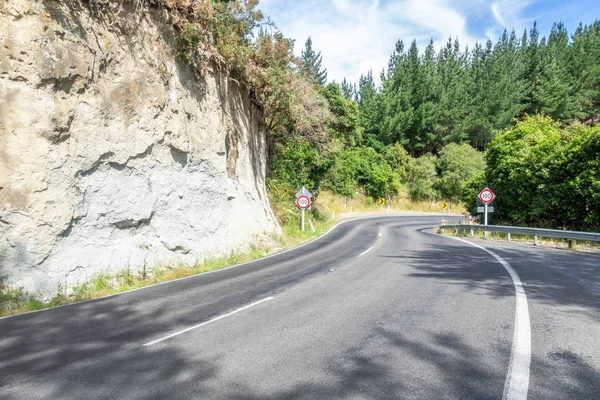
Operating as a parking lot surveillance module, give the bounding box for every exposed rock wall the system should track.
[0,0,280,295]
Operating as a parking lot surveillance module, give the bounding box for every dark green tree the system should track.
[340,78,354,100]
[357,70,384,150]
[300,37,328,86]
[323,82,362,147]
[535,23,581,123]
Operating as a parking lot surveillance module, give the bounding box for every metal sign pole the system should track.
[484,203,489,239]
[301,209,305,232]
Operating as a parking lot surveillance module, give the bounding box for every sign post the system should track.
[478,187,496,238]
[295,187,312,232]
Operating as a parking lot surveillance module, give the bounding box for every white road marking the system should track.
[143,297,274,347]
[378,232,382,237]
[359,247,373,257]
[446,237,531,400]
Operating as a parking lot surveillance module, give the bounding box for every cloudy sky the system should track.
[257,0,599,84]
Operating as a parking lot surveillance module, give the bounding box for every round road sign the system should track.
[478,187,495,205]
[296,195,311,210]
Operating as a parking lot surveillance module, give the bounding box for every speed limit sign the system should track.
[478,187,495,205]
[295,195,311,210]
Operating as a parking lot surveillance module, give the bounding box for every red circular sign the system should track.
[478,187,495,205]
[296,195,311,210]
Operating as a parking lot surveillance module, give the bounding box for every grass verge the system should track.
[0,241,278,318]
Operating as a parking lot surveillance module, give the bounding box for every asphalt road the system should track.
[1,215,599,399]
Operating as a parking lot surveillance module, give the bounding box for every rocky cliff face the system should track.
[0,0,279,296]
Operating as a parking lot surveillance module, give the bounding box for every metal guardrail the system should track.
[439,224,600,244]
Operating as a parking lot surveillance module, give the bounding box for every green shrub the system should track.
[322,147,399,199]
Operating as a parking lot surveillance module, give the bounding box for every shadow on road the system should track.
[0,297,220,399]
[381,240,600,322]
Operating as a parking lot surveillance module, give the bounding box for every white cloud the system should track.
[491,2,507,27]
[487,0,535,38]
[257,0,496,84]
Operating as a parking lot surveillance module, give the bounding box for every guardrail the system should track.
[439,224,600,247]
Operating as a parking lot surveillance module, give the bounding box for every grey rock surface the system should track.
[0,1,279,296]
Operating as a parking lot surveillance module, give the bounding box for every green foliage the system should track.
[435,143,485,201]
[269,139,331,195]
[354,20,600,154]
[323,147,400,198]
[340,78,355,100]
[322,83,362,146]
[468,114,600,231]
[461,171,486,216]
[178,23,204,62]
[485,114,562,225]
[357,70,382,147]
[384,143,411,181]
[407,154,438,201]
[551,124,600,229]
[300,37,328,86]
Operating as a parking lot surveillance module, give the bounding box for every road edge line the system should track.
[440,235,531,400]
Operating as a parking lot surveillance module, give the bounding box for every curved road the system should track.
[1,215,599,399]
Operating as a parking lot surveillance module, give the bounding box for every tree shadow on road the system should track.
[0,295,222,400]
[379,240,600,322]
[220,325,600,400]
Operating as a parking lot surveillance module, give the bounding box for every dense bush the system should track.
[407,154,438,201]
[268,139,332,196]
[463,115,600,231]
[322,147,400,198]
[484,115,562,225]
[551,124,600,229]
[435,143,486,202]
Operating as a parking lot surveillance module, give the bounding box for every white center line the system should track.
[143,296,274,347]
[359,246,373,257]
[378,232,382,237]
[446,237,531,400]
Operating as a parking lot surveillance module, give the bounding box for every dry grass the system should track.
[317,191,466,215]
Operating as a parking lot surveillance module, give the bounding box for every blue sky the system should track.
[257,0,599,84]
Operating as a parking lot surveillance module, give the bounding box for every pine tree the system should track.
[341,78,354,100]
[570,22,600,124]
[380,39,414,149]
[522,22,542,115]
[300,37,328,86]
[357,70,384,150]
[536,23,581,123]
[436,37,469,148]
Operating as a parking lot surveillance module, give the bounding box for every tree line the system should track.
[351,21,600,154]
